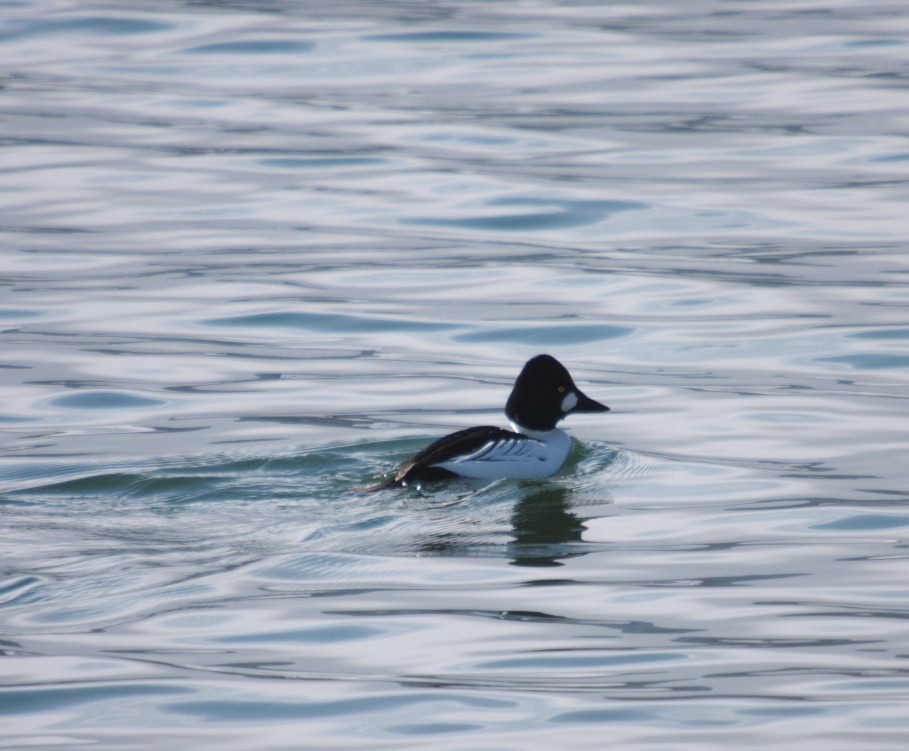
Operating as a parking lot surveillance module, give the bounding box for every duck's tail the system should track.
[353,475,400,494]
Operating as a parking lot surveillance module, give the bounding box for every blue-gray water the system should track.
[2,1,909,748]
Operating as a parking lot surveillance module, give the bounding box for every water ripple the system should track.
[2,0,909,749]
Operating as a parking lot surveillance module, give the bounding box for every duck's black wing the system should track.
[369,425,524,490]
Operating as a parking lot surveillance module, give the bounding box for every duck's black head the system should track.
[505,354,609,432]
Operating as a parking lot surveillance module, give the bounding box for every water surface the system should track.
[2,1,909,749]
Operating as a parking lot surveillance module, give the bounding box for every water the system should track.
[2,0,909,748]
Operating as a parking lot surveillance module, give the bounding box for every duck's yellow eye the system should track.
[557,386,565,394]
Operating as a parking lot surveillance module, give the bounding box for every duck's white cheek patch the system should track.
[560,392,578,412]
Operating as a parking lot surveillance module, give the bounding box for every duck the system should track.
[370,354,608,489]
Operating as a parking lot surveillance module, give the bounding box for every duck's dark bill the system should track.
[574,391,609,413]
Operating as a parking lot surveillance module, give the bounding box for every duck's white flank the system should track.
[433,425,572,480]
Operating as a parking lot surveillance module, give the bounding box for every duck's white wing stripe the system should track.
[448,437,545,465]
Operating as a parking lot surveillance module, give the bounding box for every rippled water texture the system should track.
[2,1,909,749]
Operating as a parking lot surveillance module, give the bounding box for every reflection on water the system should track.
[2,0,909,749]
[509,486,586,567]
